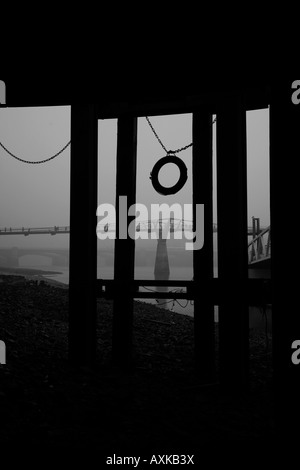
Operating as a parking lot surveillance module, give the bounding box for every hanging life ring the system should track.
[150,154,188,196]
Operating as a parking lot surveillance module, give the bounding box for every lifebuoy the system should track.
[150,154,188,196]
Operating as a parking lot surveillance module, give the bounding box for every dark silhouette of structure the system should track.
[5,80,300,441]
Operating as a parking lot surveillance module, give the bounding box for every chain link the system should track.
[167,143,193,155]
[145,116,216,156]
[1,115,216,164]
[145,117,168,153]
[0,140,71,164]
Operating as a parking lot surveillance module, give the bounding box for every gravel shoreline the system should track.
[0,266,68,288]
[0,273,275,457]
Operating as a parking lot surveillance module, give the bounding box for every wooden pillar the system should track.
[69,105,98,365]
[216,96,249,387]
[192,111,215,380]
[112,116,137,368]
[270,81,300,438]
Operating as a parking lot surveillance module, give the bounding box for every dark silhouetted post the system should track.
[192,111,215,380]
[69,105,98,365]
[216,96,249,387]
[112,116,137,368]
[270,81,300,439]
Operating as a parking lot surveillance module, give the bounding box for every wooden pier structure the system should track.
[3,80,299,403]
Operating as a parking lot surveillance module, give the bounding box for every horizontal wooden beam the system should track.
[4,87,270,116]
[96,90,270,119]
[97,278,272,305]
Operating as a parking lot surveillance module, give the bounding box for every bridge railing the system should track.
[96,220,221,234]
[0,226,70,235]
[97,219,196,234]
[248,226,271,264]
[0,221,265,238]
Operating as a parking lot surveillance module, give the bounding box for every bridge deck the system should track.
[0,227,70,235]
[0,223,262,236]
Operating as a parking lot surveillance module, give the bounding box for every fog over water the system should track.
[0,107,270,319]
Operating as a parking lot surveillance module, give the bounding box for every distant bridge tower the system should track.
[154,219,170,309]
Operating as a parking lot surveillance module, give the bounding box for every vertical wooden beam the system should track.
[69,105,98,365]
[270,81,300,438]
[270,83,300,385]
[216,96,249,387]
[192,111,215,380]
[112,116,137,368]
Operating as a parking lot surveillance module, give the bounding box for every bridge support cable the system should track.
[112,116,138,368]
[69,105,98,365]
[192,111,215,380]
[216,96,249,387]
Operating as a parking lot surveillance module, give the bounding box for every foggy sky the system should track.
[0,106,270,249]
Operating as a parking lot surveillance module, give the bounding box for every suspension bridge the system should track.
[0,220,204,236]
[0,218,271,269]
[0,219,263,237]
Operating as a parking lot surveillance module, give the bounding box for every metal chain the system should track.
[145,117,168,153]
[0,140,71,164]
[1,114,216,164]
[167,143,193,155]
[145,116,216,155]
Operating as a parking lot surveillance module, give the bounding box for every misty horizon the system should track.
[0,107,270,255]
